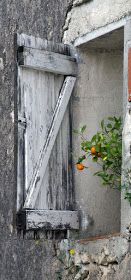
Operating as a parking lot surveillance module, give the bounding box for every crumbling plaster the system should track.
[63,0,131,44]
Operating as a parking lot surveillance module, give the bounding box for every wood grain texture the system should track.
[17,67,26,211]
[128,48,131,101]
[17,34,78,231]
[34,75,65,210]
[18,47,77,76]
[17,33,72,56]
[24,76,76,208]
[26,210,79,230]
[121,19,131,232]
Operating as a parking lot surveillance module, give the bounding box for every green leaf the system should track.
[91,135,97,143]
[94,171,102,176]
[108,117,114,121]
[81,141,91,150]
[77,155,86,163]
[107,123,112,129]
[101,119,104,129]
[80,125,86,133]
[75,115,123,198]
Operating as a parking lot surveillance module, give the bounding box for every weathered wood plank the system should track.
[23,70,56,195]
[24,76,76,209]
[128,48,131,101]
[35,75,65,210]
[18,47,77,76]
[17,68,25,211]
[121,19,131,232]
[46,77,74,211]
[17,33,72,56]
[26,210,79,230]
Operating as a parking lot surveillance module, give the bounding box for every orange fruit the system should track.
[90,146,96,154]
[76,163,85,171]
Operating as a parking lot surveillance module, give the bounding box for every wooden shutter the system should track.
[121,20,131,232]
[16,33,79,231]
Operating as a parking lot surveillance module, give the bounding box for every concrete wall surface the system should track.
[72,47,123,237]
[63,0,131,44]
[0,0,72,279]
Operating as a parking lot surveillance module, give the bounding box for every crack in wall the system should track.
[73,0,92,7]
[62,0,92,36]
[63,0,131,45]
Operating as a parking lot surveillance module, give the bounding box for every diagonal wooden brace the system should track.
[24,76,76,208]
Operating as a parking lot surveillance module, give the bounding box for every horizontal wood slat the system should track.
[18,47,77,76]
[17,33,73,56]
[26,210,79,230]
[24,76,76,209]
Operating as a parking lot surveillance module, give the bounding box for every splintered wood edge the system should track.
[25,210,79,230]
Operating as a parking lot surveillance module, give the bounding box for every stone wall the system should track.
[56,231,131,280]
[0,1,72,279]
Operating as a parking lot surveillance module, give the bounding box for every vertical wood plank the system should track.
[19,68,75,211]
[35,73,58,210]
[24,76,76,208]
[121,19,131,232]
[17,68,25,211]
[128,48,131,101]
[22,70,55,194]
